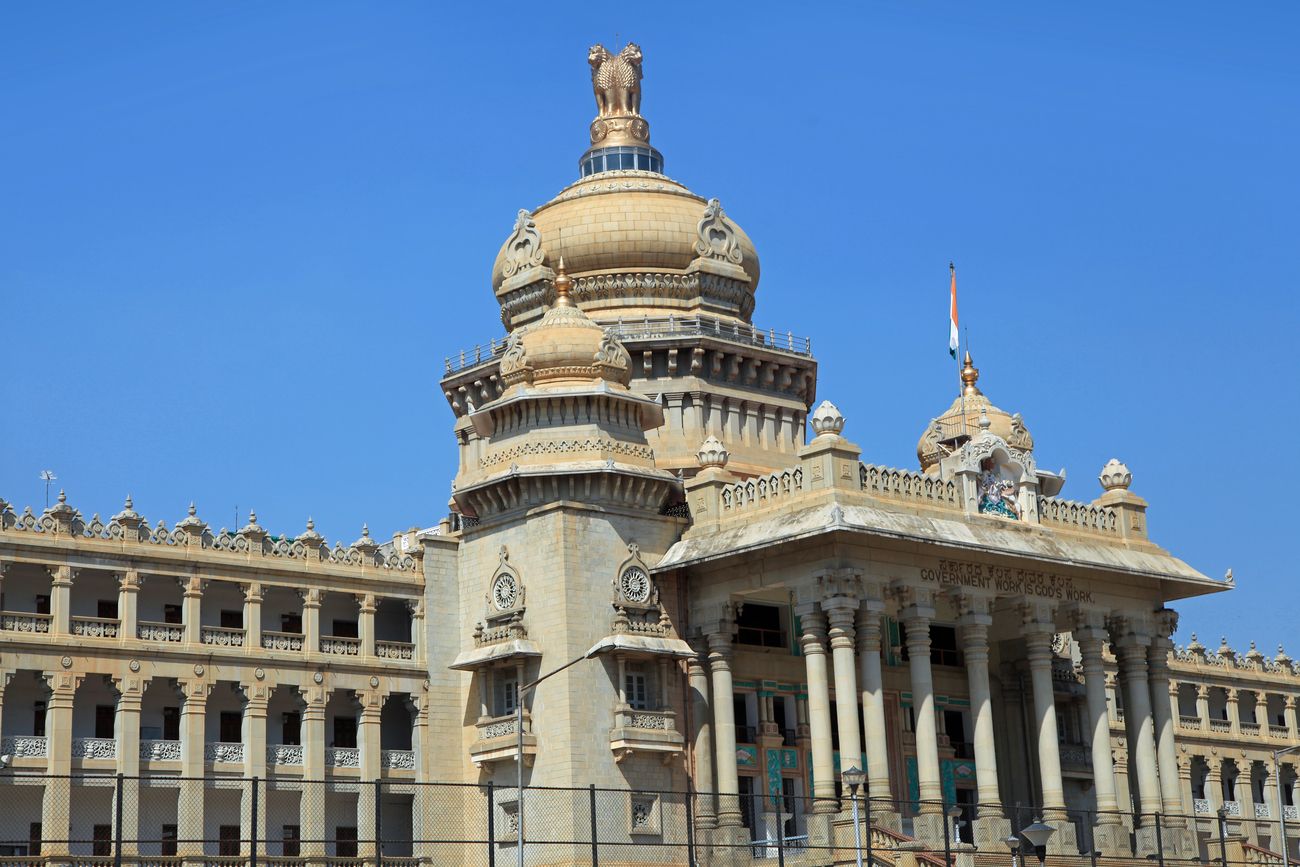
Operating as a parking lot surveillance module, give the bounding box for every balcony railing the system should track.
[261,630,304,651]
[71,615,121,638]
[0,735,48,758]
[476,714,523,740]
[381,749,416,770]
[1210,718,1231,733]
[205,742,245,763]
[201,626,246,647]
[1255,803,1271,819]
[139,740,181,761]
[325,747,360,768]
[320,635,361,656]
[0,611,52,633]
[375,640,415,660]
[1221,800,1243,817]
[1240,720,1261,735]
[138,621,184,643]
[1285,805,1299,821]
[1179,714,1202,729]
[267,744,304,766]
[71,737,118,759]
[1268,724,1290,739]
[1194,799,1212,815]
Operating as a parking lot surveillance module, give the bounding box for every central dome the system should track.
[490,44,760,331]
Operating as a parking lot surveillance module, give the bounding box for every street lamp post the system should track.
[1005,835,1021,867]
[1216,806,1230,867]
[842,766,867,867]
[1020,818,1055,867]
[943,804,963,867]
[1274,745,1298,867]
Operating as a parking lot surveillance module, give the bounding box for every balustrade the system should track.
[1254,802,1271,819]
[260,630,304,651]
[71,737,118,759]
[1210,718,1231,733]
[381,749,416,770]
[1241,720,1261,735]
[71,615,120,638]
[137,621,184,643]
[1284,805,1299,821]
[325,747,360,767]
[139,740,182,761]
[201,625,246,647]
[375,640,415,660]
[1179,714,1202,729]
[204,742,245,763]
[319,635,361,656]
[1194,798,1212,815]
[0,611,52,633]
[0,735,48,758]
[267,744,304,766]
[1037,495,1120,535]
[615,707,675,731]
[1222,800,1243,817]
[1268,724,1290,739]
[476,714,521,740]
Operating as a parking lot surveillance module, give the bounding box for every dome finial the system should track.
[960,351,981,396]
[553,257,574,308]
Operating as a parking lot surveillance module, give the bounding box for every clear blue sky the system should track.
[3,4,1296,652]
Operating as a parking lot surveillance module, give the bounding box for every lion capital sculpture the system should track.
[588,43,643,118]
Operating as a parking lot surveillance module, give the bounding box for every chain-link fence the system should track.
[0,774,1294,867]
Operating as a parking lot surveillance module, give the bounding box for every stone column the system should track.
[301,684,327,859]
[118,570,140,644]
[1285,696,1298,740]
[243,584,263,653]
[357,688,383,857]
[856,599,893,818]
[241,681,270,854]
[182,577,203,645]
[798,607,838,813]
[1149,610,1194,856]
[825,596,863,788]
[1197,685,1211,733]
[687,647,718,830]
[901,590,945,843]
[1226,688,1241,735]
[408,599,426,664]
[178,676,208,856]
[1205,759,1223,817]
[114,675,144,852]
[358,594,377,658]
[1021,603,1072,847]
[1075,621,1127,851]
[302,590,322,655]
[1114,623,1163,854]
[707,629,742,828]
[410,691,432,863]
[957,594,1009,845]
[41,672,75,854]
[50,566,72,636]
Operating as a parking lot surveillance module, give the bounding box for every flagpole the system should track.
[952,262,966,439]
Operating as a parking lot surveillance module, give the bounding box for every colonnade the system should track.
[691,579,1189,856]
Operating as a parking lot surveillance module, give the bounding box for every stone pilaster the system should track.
[181,576,203,645]
[243,583,263,653]
[358,593,377,658]
[118,569,140,644]
[357,687,384,857]
[114,673,144,853]
[302,589,322,655]
[241,680,270,853]
[178,675,209,857]
[41,671,76,855]
[1197,685,1211,733]
[408,598,426,664]
[50,566,72,636]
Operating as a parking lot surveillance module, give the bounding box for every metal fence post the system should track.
[250,776,260,867]
[775,792,785,867]
[685,782,696,867]
[588,785,599,867]
[114,773,124,867]
[864,796,874,867]
[1218,810,1230,867]
[1154,811,1165,867]
[374,779,383,867]
[487,781,496,867]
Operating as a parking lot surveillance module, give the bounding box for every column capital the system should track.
[890,581,935,617]
[181,575,205,597]
[1197,684,1210,699]
[50,565,74,586]
[692,600,737,639]
[1018,598,1057,630]
[705,629,734,664]
[952,588,993,621]
[798,609,828,656]
[1285,695,1296,710]
[300,588,322,607]
[817,568,861,603]
[118,569,141,591]
[239,681,273,709]
[357,592,377,613]
[243,582,264,602]
[1152,607,1179,641]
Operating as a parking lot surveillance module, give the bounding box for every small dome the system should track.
[499,261,632,388]
[916,352,1034,474]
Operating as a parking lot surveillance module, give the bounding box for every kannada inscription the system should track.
[918,559,1094,603]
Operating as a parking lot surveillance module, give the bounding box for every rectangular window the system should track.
[33,701,46,737]
[97,599,119,620]
[738,777,756,835]
[335,826,358,858]
[494,673,518,717]
[281,613,303,634]
[735,603,786,649]
[944,709,971,758]
[930,626,962,667]
[625,665,649,710]
[162,706,181,740]
[163,604,182,624]
[29,824,42,856]
[282,712,301,746]
[282,826,300,857]
[219,825,240,856]
[220,609,243,629]
[160,825,177,857]
[35,595,50,615]
[92,824,112,856]
[333,716,357,748]
[332,619,359,638]
[220,711,242,743]
[95,704,116,739]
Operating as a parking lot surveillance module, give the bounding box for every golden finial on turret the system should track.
[553,257,574,308]
[960,350,981,396]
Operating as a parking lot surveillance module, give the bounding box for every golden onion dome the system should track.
[498,260,632,389]
[491,43,760,331]
[916,352,1035,474]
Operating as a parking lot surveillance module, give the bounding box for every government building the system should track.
[1,44,1296,867]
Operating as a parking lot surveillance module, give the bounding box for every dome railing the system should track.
[445,314,813,374]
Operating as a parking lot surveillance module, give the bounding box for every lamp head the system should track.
[946,804,963,819]
[840,765,867,793]
[1004,835,1021,853]
[1020,819,1056,849]
[0,754,10,769]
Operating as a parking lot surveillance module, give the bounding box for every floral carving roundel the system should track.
[492,574,518,610]
[620,567,651,603]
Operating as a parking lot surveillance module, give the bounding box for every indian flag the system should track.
[948,263,959,358]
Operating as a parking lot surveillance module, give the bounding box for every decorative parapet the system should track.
[860,464,960,509]
[1171,635,1300,678]
[0,496,420,574]
[204,742,245,764]
[261,630,304,652]
[201,626,246,647]
[138,622,184,643]
[325,747,360,768]
[1,735,48,758]
[267,744,304,766]
[610,706,684,762]
[376,640,415,660]
[139,740,181,762]
[71,616,120,638]
[720,466,804,512]
[71,737,118,760]
[381,749,416,770]
[320,635,362,656]
[1037,496,1120,536]
[470,712,537,768]
[0,612,52,634]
